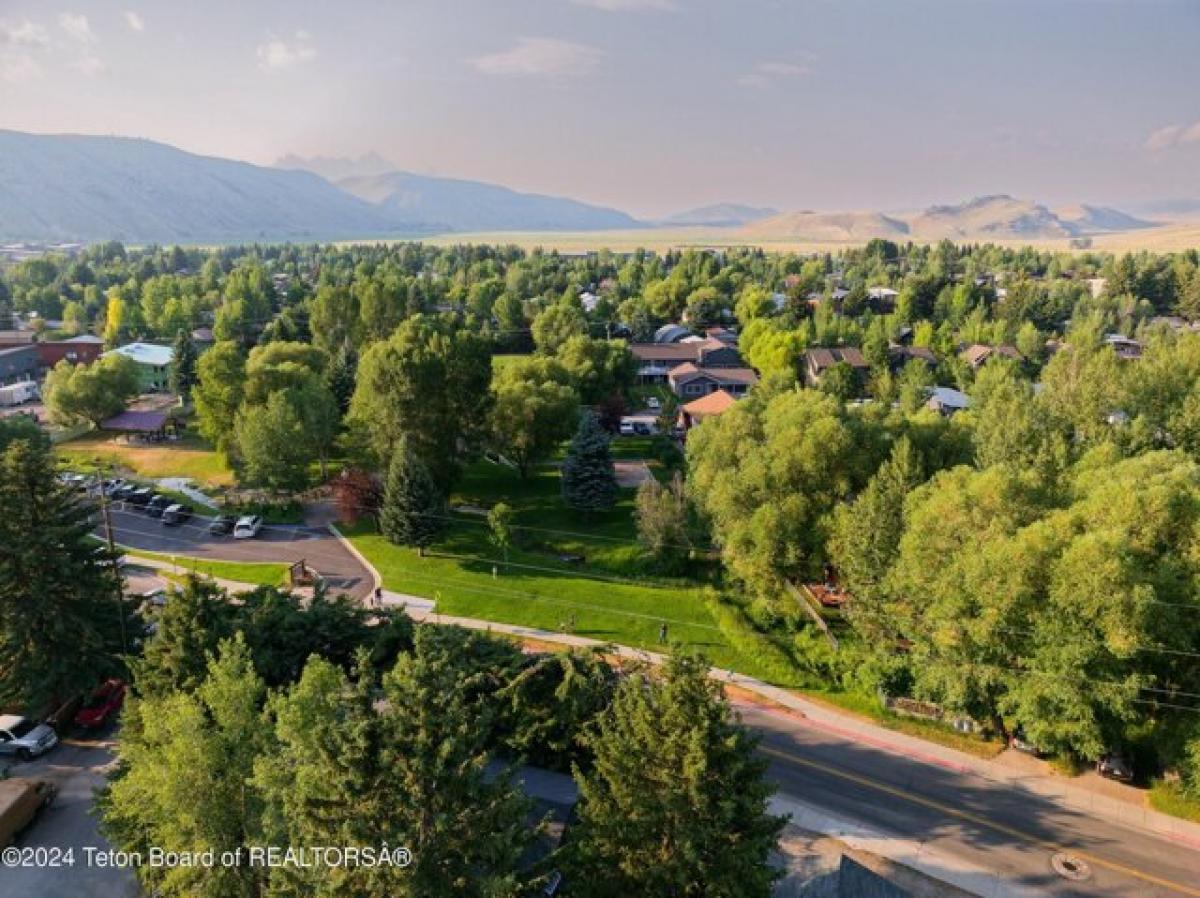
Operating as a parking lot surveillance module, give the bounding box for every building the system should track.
[653,323,691,344]
[0,345,40,385]
[927,386,970,416]
[803,347,870,387]
[960,343,1023,370]
[888,344,937,372]
[34,335,104,369]
[103,342,175,392]
[677,389,737,430]
[631,338,744,384]
[1104,333,1143,361]
[667,363,758,399]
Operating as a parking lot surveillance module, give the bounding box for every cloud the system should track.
[569,0,676,10]
[75,54,107,76]
[0,52,41,83]
[738,59,811,88]
[58,12,94,43]
[123,11,145,33]
[256,30,316,70]
[471,37,602,78]
[1145,121,1200,151]
[0,19,49,47]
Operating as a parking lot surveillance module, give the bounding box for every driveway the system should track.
[0,740,138,898]
[101,506,374,600]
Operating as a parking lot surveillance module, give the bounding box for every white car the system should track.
[233,515,263,539]
[646,396,661,410]
[0,715,58,762]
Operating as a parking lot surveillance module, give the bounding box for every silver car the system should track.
[0,714,59,762]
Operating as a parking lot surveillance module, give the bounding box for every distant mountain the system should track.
[336,171,642,232]
[739,210,910,241]
[274,151,398,183]
[1056,204,1156,233]
[0,131,410,244]
[1128,198,1200,219]
[661,203,778,227]
[909,195,1073,240]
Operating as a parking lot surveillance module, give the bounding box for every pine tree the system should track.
[0,437,135,714]
[379,440,445,552]
[570,653,786,897]
[561,410,618,514]
[170,328,199,401]
[328,341,358,415]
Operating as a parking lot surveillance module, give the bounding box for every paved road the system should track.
[0,740,138,898]
[100,505,374,599]
[743,705,1200,898]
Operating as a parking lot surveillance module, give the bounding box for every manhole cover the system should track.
[1051,852,1092,881]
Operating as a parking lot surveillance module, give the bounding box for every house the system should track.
[667,363,758,399]
[927,386,970,416]
[960,343,1022,370]
[704,326,738,346]
[0,345,40,385]
[653,323,691,344]
[867,286,899,311]
[888,344,937,372]
[802,347,870,387]
[1104,333,1143,361]
[34,335,103,369]
[579,291,600,313]
[677,389,737,430]
[631,338,744,384]
[103,342,175,392]
[191,327,216,347]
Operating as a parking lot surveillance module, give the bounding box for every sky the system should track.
[0,0,1198,218]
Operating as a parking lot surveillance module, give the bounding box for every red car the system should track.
[74,679,126,729]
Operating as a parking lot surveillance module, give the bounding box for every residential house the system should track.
[704,326,738,346]
[1104,333,1143,361]
[927,386,970,416]
[677,388,737,430]
[34,335,103,369]
[667,363,758,399]
[802,347,870,387]
[631,338,744,384]
[960,343,1022,370]
[867,286,899,312]
[0,345,40,386]
[103,342,175,392]
[888,344,937,373]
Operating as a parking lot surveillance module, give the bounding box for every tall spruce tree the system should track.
[561,410,618,514]
[328,341,358,415]
[569,653,786,897]
[170,328,199,401]
[0,437,134,713]
[380,440,445,552]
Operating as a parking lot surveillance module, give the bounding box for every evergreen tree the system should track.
[328,341,358,415]
[170,328,199,400]
[379,440,445,552]
[569,653,785,897]
[561,410,618,514]
[0,437,134,713]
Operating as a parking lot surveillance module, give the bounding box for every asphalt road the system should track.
[100,504,374,599]
[0,740,138,898]
[742,705,1200,898]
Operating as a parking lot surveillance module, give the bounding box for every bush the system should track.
[705,595,809,688]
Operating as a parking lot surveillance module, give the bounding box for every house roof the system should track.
[891,344,937,364]
[961,343,1022,367]
[681,389,737,418]
[669,363,758,386]
[928,386,970,410]
[805,346,869,372]
[653,324,691,344]
[101,410,174,433]
[104,342,174,367]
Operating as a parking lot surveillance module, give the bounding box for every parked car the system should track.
[208,514,237,535]
[646,396,661,410]
[162,503,192,526]
[127,487,154,507]
[102,478,127,497]
[145,495,172,518]
[0,778,56,848]
[74,679,127,730]
[233,515,263,539]
[0,715,58,762]
[112,483,138,501]
[619,421,636,435]
[1097,752,1134,782]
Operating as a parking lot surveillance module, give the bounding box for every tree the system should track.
[555,336,637,405]
[332,467,382,524]
[193,341,246,457]
[169,328,199,400]
[562,410,619,514]
[234,390,313,492]
[490,359,579,477]
[328,342,358,414]
[0,438,134,713]
[43,353,140,430]
[634,473,692,573]
[818,360,860,402]
[569,653,785,897]
[101,637,270,898]
[532,301,587,354]
[488,501,516,562]
[243,341,328,406]
[255,630,536,897]
[379,440,445,552]
[287,372,342,480]
[132,577,234,697]
[348,315,492,489]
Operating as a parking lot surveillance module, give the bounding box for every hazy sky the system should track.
[1,0,1198,217]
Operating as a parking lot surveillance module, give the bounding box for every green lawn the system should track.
[1149,782,1200,823]
[121,549,290,587]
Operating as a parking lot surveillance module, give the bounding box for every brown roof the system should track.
[631,343,701,362]
[961,343,1022,367]
[669,364,758,386]
[891,345,937,364]
[806,346,869,372]
[682,389,737,419]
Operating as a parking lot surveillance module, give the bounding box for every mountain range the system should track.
[0,131,1181,246]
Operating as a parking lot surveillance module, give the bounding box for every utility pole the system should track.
[97,466,129,655]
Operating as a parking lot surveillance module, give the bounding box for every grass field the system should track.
[58,431,233,488]
[122,548,289,587]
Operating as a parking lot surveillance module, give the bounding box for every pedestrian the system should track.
[658,622,668,644]
[373,586,383,609]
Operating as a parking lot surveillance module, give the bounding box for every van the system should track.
[0,778,56,848]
